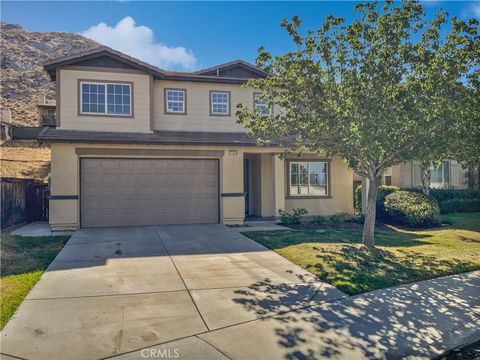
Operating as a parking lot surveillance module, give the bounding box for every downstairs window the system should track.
[289,161,329,196]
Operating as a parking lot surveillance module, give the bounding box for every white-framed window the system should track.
[254,92,272,115]
[430,161,451,188]
[80,81,132,116]
[289,161,328,196]
[165,89,186,114]
[210,91,230,115]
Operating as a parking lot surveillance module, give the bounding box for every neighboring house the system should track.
[39,47,353,230]
[386,161,468,189]
[1,110,13,140]
[37,95,56,127]
[354,161,468,189]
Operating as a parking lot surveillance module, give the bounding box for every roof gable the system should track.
[43,47,265,84]
[195,60,267,79]
[71,55,144,71]
[44,47,165,80]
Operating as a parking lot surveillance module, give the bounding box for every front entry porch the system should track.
[243,153,285,219]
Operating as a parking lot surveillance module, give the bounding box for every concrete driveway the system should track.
[1,224,345,360]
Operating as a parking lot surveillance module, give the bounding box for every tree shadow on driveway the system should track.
[224,271,480,359]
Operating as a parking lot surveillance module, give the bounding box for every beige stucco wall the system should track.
[283,155,354,216]
[49,143,354,230]
[49,143,271,229]
[153,80,261,132]
[58,68,151,133]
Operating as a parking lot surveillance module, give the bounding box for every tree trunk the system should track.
[467,165,476,190]
[362,177,379,250]
[477,161,480,190]
[421,165,431,195]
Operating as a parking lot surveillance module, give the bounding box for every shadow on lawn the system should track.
[308,246,479,295]
[231,270,480,359]
[249,226,435,251]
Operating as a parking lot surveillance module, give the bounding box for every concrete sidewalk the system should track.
[113,271,480,360]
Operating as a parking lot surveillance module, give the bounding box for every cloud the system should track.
[82,16,197,70]
[471,2,480,18]
[462,2,480,19]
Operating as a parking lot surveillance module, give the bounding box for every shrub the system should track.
[354,185,362,213]
[405,188,480,213]
[354,185,400,218]
[279,208,308,225]
[330,212,357,223]
[438,198,480,214]
[352,214,365,224]
[384,191,440,228]
[429,188,480,202]
[313,215,327,225]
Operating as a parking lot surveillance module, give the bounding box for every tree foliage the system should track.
[236,0,479,248]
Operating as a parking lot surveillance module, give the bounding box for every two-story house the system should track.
[39,47,353,230]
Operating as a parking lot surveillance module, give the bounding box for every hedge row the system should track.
[406,188,480,202]
[438,198,480,214]
[355,185,480,215]
[407,188,480,214]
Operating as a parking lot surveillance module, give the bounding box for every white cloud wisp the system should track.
[82,16,197,70]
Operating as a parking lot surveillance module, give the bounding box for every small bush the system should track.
[313,215,327,225]
[352,214,365,224]
[354,185,363,213]
[384,191,440,228]
[279,208,308,225]
[330,212,357,224]
[438,198,480,214]
[354,185,400,218]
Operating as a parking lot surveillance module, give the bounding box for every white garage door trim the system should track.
[80,157,220,228]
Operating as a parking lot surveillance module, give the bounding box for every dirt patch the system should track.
[0,140,50,181]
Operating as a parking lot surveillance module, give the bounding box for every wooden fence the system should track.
[1,178,49,229]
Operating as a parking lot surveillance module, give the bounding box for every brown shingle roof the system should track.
[37,127,270,147]
[44,47,265,84]
[195,59,267,77]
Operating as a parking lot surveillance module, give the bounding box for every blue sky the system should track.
[2,1,479,71]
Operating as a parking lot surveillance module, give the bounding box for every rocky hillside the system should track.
[1,22,100,126]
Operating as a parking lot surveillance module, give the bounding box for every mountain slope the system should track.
[1,22,100,126]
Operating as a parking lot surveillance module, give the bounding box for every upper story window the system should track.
[210,91,230,116]
[165,89,186,114]
[289,161,329,197]
[80,81,132,117]
[254,92,272,115]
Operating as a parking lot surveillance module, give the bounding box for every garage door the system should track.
[81,158,219,227]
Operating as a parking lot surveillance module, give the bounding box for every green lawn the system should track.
[244,213,480,295]
[0,234,70,329]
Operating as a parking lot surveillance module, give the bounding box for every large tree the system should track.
[416,83,479,194]
[237,0,479,249]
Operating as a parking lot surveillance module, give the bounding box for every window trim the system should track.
[209,90,231,117]
[429,161,451,188]
[164,88,187,115]
[253,92,273,116]
[78,79,134,118]
[285,159,332,199]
